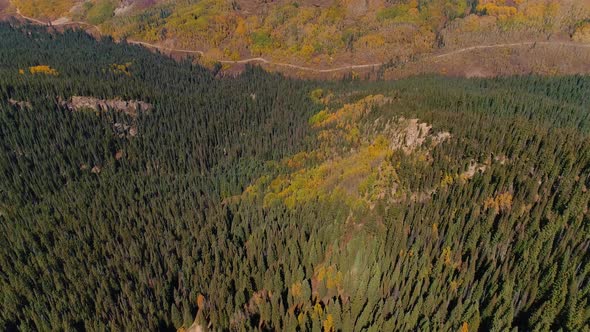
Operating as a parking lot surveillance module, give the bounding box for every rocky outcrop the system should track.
[91,165,102,174]
[61,96,149,140]
[113,122,138,138]
[65,96,152,117]
[384,118,451,154]
[8,98,32,110]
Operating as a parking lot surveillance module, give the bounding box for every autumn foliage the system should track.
[14,0,588,67]
[28,65,59,75]
[2,24,590,331]
[484,192,513,212]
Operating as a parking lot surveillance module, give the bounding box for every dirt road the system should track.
[11,8,590,74]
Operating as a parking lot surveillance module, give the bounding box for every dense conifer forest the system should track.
[0,23,589,331]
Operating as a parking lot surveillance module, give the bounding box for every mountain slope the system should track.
[4,0,590,78]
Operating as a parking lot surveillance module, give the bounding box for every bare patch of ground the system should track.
[184,321,204,332]
[460,162,487,180]
[385,41,590,79]
[0,0,11,15]
[51,17,71,25]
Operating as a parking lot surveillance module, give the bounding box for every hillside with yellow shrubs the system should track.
[5,0,590,73]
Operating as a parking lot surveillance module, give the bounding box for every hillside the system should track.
[3,0,590,78]
[1,23,590,331]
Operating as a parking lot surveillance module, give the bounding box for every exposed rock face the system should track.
[62,96,150,140]
[461,162,487,180]
[113,122,138,138]
[66,96,152,117]
[384,118,451,154]
[114,150,124,160]
[8,98,32,109]
[91,165,102,174]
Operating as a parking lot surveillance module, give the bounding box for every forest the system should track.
[0,23,589,331]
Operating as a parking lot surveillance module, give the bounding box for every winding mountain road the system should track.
[11,8,590,73]
[431,41,590,62]
[16,8,102,34]
[128,40,384,72]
